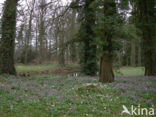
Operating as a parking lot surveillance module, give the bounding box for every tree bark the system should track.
[24,5,34,64]
[130,39,136,66]
[117,51,122,67]
[99,0,116,83]
[137,40,141,66]
[99,55,114,83]
[69,10,77,63]
[38,0,47,63]
[59,31,65,66]
[0,0,18,75]
[38,11,45,63]
[138,0,156,76]
[81,0,97,76]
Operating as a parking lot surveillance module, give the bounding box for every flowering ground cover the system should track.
[0,67,155,117]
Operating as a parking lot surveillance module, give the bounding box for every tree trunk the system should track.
[38,0,46,63]
[38,14,45,63]
[130,39,136,66]
[0,0,17,75]
[70,43,76,62]
[81,0,97,76]
[24,8,33,64]
[117,51,121,67]
[99,55,114,83]
[17,24,24,47]
[138,0,156,76]
[35,21,38,54]
[99,0,116,83]
[137,40,141,66]
[55,33,58,62]
[59,35,65,66]
[69,10,77,63]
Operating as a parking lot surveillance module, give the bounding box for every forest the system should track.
[0,0,156,116]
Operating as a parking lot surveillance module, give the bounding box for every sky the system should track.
[0,0,71,15]
[0,0,5,4]
[0,0,70,4]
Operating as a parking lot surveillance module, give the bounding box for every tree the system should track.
[98,0,118,83]
[24,0,35,64]
[93,0,130,83]
[137,0,156,75]
[38,0,47,63]
[68,10,77,63]
[71,0,97,76]
[58,17,65,66]
[0,0,18,75]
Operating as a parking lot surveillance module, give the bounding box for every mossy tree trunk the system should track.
[99,0,116,83]
[99,33,115,83]
[99,54,114,83]
[138,0,156,76]
[0,0,18,75]
[81,0,97,76]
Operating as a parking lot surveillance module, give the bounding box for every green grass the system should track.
[16,64,145,77]
[16,64,59,72]
[1,65,154,116]
[115,67,145,77]
[0,73,155,117]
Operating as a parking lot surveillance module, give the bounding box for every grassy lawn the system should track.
[16,64,59,72]
[16,64,145,77]
[0,66,155,117]
[115,67,145,77]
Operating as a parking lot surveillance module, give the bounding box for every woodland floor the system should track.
[0,65,155,117]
